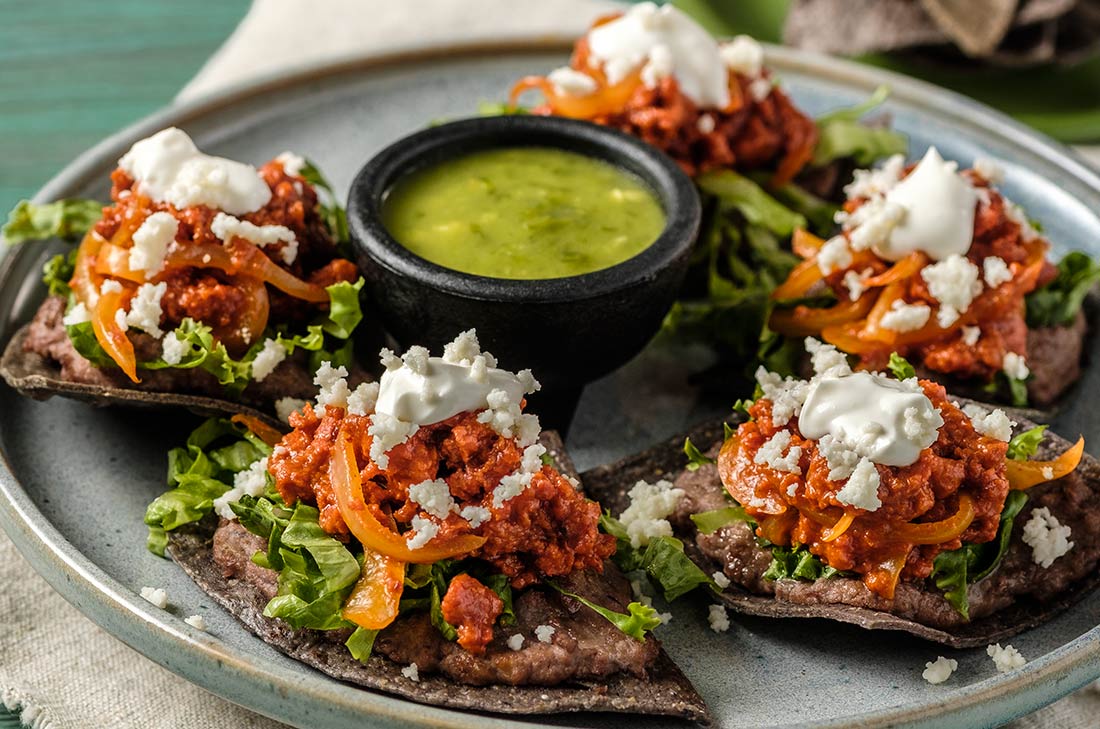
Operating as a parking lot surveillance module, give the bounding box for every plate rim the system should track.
[2,37,1100,729]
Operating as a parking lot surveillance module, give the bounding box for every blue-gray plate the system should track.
[2,41,1100,729]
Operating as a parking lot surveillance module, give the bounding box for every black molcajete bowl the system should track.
[347,114,700,432]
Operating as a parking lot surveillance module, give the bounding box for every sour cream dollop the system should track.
[373,332,539,427]
[877,147,978,262]
[588,2,730,109]
[119,127,272,215]
[799,372,943,467]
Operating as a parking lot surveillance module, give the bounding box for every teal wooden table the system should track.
[0,0,249,216]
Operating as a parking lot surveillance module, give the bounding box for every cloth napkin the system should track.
[2,1,1099,727]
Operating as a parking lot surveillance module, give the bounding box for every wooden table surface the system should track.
[0,0,249,216]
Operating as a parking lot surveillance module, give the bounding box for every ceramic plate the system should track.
[2,41,1100,729]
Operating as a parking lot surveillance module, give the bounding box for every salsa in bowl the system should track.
[348,114,700,430]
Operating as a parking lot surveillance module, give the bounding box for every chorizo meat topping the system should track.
[719,338,1081,601]
[66,128,358,380]
[770,148,1055,388]
[263,334,616,654]
[510,9,817,181]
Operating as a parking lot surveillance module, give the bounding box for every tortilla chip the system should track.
[0,324,284,429]
[165,430,709,723]
[581,411,1100,648]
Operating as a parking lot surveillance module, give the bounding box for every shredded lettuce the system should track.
[930,490,1028,619]
[345,626,379,663]
[683,437,716,471]
[43,250,77,297]
[321,278,365,338]
[690,505,753,535]
[1007,425,1048,461]
[1026,251,1100,328]
[886,352,916,381]
[813,86,908,167]
[2,199,103,244]
[600,514,714,601]
[548,582,662,641]
[144,418,271,556]
[763,545,839,581]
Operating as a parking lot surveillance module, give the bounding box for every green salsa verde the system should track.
[381,147,666,280]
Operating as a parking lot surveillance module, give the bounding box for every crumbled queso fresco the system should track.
[617,479,685,548]
[987,643,1026,673]
[922,656,957,684]
[1021,507,1074,568]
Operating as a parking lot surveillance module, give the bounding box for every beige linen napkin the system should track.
[1,1,1098,727]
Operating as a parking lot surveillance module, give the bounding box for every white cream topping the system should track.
[876,147,978,262]
[587,2,730,108]
[375,336,539,429]
[118,128,271,215]
[800,372,943,468]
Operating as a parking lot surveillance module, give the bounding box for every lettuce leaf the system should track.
[886,352,916,381]
[321,278,365,339]
[683,437,716,471]
[600,515,714,601]
[345,626,379,664]
[1007,426,1048,461]
[143,417,270,556]
[690,505,753,534]
[695,171,807,236]
[3,199,103,244]
[813,86,908,167]
[763,545,839,581]
[548,582,662,641]
[43,250,77,297]
[930,490,1028,619]
[1026,251,1100,328]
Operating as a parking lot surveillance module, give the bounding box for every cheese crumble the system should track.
[754,430,802,474]
[124,281,167,337]
[879,300,931,333]
[708,604,730,633]
[274,396,308,424]
[507,634,525,651]
[128,212,178,275]
[962,404,1015,443]
[618,479,685,548]
[987,643,1026,673]
[401,663,420,682]
[1022,507,1073,568]
[983,256,1013,288]
[922,656,957,685]
[140,586,168,609]
[408,478,457,520]
[406,515,441,550]
[184,615,207,631]
[921,254,982,327]
[250,338,287,382]
[534,625,556,643]
[1002,352,1030,381]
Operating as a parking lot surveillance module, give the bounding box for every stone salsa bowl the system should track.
[347,114,701,430]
